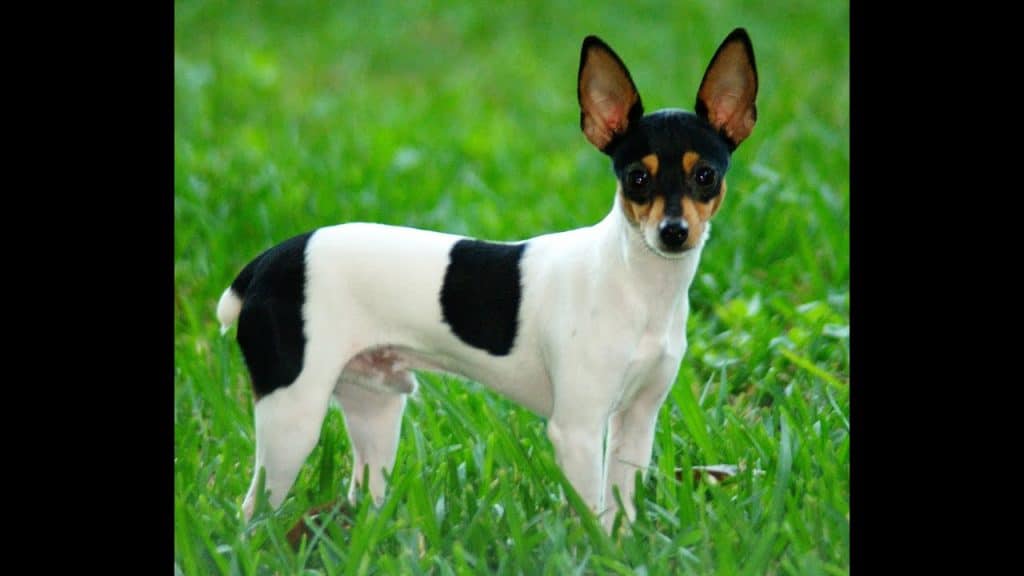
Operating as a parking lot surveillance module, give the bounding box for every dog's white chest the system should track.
[616,313,686,411]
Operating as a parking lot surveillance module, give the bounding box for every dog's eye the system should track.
[695,166,716,187]
[628,169,650,188]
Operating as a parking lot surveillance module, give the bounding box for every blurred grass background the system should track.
[175,0,848,573]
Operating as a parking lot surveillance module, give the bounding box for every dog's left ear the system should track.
[578,35,644,154]
[696,28,758,150]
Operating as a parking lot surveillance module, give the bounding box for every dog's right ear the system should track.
[695,28,758,150]
[578,36,644,155]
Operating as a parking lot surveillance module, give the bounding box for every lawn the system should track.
[175,0,849,573]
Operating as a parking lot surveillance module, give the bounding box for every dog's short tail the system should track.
[216,288,243,335]
[216,253,262,335]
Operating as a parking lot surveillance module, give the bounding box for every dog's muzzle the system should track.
[658,217,689,251]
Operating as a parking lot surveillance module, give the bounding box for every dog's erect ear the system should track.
[696,28,758,150]
[578,36,644,154]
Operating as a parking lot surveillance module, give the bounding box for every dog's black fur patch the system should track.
[612,110,732,207]
[234,231,314,400]
[440,239,527,356]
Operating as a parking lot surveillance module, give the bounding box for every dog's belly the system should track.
[427,348,554,415]
[343,344,554,415]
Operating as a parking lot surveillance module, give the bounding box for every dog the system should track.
[217,29,758,532]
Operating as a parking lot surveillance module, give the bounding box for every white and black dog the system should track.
[217,29,757,532]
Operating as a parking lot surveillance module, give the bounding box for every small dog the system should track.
[217,29,757,532]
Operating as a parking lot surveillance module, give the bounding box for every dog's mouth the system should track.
[638,220,711,260]
[640,232,694,260]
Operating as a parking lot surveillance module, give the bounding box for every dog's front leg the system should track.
[546,412,608,516]
[546,368,621,521]
[602,365,675,531]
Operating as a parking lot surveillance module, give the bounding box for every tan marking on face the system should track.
[680,196,706,250]
[647,194,666,224]
[682,151,701,175]
[641,153,659,176]
[617,182,662,227]
[679,177,728,249]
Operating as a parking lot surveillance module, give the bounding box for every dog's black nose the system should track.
[658,218,689,249]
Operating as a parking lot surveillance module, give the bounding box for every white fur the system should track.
[227,197,705,531]
[216,287,242,335]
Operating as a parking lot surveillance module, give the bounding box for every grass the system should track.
[175,0,849,573]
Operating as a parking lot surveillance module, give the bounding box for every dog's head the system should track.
[578,29,758,257]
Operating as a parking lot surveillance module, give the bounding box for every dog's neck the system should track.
[591,196,704,305]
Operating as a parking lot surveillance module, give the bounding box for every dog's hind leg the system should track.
[333,367,413,506]
[240,369,335,520]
